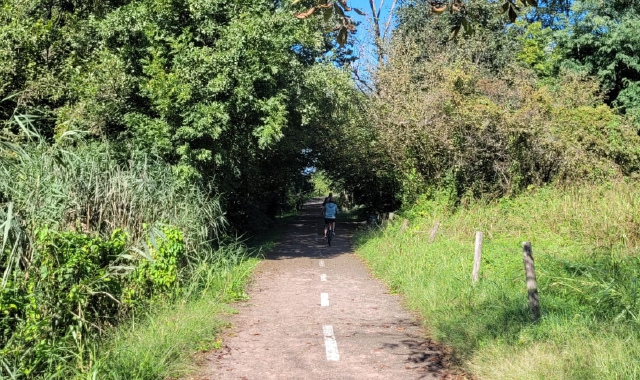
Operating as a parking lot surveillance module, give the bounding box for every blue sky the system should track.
[348,0,397,44]
[344,0,398,78]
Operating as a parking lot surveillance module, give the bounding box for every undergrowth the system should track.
[356,181,640,379]
[0,125,261,378]
[81,252,259,380]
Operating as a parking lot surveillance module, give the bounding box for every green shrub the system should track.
[0,133,236,377]
[0,229,129,377]
[124,225,186,305]
[372,31,640,206]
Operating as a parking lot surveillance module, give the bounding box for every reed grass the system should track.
[0,125,256,378]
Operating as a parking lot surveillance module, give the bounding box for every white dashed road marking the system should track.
[322,325,340,361]
[320,274,327,281]
[321,293,329,307]
[319,260,325,267]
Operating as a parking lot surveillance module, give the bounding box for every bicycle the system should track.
[326,223,335,246]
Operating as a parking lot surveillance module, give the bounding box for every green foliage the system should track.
[124,225,185,305]
[0,0,348,231]
[0,135,225,248]
[370,27,640,205]
[514,21,560,78]
[0,130,240,378]
[310,170,332,197]
[84,244,259,380]
[555,0,640,124]
[356,182,640,378]
[1,229,129,378]
[303,64,400,212]
[141,226,184,290]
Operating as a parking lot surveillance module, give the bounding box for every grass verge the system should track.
[355,181,640,379]
[79,254,260,380]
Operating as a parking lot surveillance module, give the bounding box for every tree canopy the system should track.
[0,0,362,229]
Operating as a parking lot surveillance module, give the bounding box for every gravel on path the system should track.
[192,198,461,380]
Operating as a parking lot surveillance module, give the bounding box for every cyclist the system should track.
[321,192,333,218]
[323,195,338,239]
[322,192,333,208]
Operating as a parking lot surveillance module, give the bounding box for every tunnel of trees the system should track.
[2,0,640,376]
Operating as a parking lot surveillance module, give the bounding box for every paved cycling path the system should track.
[193,198,456,379]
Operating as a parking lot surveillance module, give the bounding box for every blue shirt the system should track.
[324,202,338,219]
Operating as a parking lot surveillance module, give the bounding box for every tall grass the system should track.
[0,125,258,378]
[0,136,225,249]
[81,245,260,380]
[356,181,640,379]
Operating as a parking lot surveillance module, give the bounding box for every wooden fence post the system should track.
[429,221,440,243]
[522,242,541,321]
[472,231,483,282]
[401,219,409,233]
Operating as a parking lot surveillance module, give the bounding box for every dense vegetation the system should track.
[2,0,640,378]
[0,0,357,377]
[351,0,640,378]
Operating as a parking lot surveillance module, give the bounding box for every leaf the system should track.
[295,7,316,19]
[461,16,473,35]
[324,7,333,22]
[291,0,301,4]
[131,246,153,262]
[526,0,538,6]
[337,26,348,46]
[353,7,365,15]
[337,0,352,11]
[450,24,461,40]
[0,202,12,258]
[334,3,345,17]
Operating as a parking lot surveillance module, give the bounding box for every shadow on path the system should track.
[195,198,466,380]
[267,198,362,261]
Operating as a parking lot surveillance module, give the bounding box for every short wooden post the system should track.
[401,219,409,233]
[472,231,483,282]
[388,212,394,221]
[522,242,541,321]
[429,221,440,243]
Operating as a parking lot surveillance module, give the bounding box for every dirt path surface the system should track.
[193,199,454,380]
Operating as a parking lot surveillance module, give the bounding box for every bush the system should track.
[0,135,229,378]
[371,31,640,205]
[124,225,186,304]
[1,229,128,377]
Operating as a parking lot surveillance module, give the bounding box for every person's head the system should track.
[328,192,333,198]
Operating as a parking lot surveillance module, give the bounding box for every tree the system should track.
[0,0,359,230]
[295,0,538,45]
[555,0,640,124]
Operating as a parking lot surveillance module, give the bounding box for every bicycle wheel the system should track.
[327,226,333,246]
